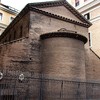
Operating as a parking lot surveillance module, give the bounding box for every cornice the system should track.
[0,3,19,15]
[78,0,100,13]
[29,0,92,27]
[0,7,18,15]
[29,0,64,8]
[63,2,92,27]
[0,23,7,27]
[40,32,87,44]
[30,6,89,28]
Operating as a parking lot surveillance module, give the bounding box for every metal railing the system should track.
[0,73,100,100]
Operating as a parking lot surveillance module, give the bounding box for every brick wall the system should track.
[41,37,86,81]
[0,12,29,43]
[0,37,41,76]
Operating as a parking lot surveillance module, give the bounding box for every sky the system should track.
[1,0,66,11]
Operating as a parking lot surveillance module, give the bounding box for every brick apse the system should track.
[0,0,100,100]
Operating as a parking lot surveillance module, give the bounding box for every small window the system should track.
[75,0,79,7]
[84,0,88,2]
[10,17,14,22]
[0,13,3,20]
[84,13,90,20]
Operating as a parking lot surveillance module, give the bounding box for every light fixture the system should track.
[19,74,24,81]
[0,72,3,80]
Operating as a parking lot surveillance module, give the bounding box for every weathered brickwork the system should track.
[0,37,41,75]
[0,11,30,43]
[41,37,86,81]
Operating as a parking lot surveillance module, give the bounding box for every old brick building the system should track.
[0,0,100,100]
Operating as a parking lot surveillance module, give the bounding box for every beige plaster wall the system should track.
[89,19,100,57]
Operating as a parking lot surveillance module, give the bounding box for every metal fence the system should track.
[0,75,100,100]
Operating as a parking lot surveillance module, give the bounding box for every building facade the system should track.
[0,0,100,99]
[0,2,19,35]
[68,0,100,57]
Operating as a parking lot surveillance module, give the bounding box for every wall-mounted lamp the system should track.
[19,74,24,81]
[0,72,3,80]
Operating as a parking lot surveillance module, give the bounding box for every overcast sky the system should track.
[1,0,70,11]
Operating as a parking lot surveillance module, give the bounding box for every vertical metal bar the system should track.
[39,75,44,100]
[92,83,94,100]
[77,82,80,100]
[0,81,1,100]
[12,77,17,100]
[24,78,30,100]
[60,81,63,99]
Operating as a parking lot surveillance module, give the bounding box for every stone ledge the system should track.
[40,32,87,44]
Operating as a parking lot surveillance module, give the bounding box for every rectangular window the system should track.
[88,33,92,47]
[84,13,90,20]
[75,0,79,7]
[0,13,3,20]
